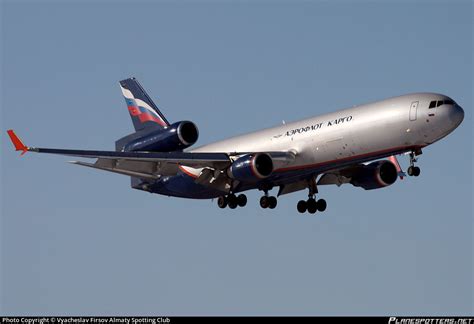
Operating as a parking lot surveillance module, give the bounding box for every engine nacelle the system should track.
[350,160,398,190]
[228,153,274,182]
[121,121,199,152]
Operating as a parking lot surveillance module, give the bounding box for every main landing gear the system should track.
[260,194,277,209]
[217,193,247,209]
[217,189,278,210]
[297,198,326,214]
[297,177,327,214]
[407,150,421,177]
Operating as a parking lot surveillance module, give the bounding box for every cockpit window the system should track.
[429,99,456,108]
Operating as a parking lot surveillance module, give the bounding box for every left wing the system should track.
[7,130,231,178]
[7,130,295,183]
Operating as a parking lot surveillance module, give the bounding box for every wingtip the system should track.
[6,129,29,155]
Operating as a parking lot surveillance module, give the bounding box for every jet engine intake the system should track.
[228,153,274,182]
[350,160,398,190]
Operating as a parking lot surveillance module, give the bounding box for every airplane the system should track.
[7,77,464,214]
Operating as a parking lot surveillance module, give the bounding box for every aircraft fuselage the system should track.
[151,92,464,199]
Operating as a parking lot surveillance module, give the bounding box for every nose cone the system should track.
[450,104,465,128]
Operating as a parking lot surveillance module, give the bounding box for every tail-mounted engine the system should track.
[228,153,274,182]
[116,121,199,152]
[350,160,398,190]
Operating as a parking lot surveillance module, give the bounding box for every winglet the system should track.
[7,130,29,155]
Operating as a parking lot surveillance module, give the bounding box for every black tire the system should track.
[237,194,247,207]
[413,166,421,177]
[228,194,237,209]
[307,198,317,214]
[268,196,277,209]
[297,200,307,213]
[407,166,414,176]
[260,196,269,209]
[317,199,327,212]
[217,196,227,208]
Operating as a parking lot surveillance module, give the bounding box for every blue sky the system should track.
[1,0,472,315]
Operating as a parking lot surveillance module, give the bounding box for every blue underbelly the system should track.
[147,145,418,199]
[150,173,225,199]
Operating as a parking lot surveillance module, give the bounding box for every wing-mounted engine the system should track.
[350,160,398,190]
[116,120,199,152]
[318,160,398,190]
[188,151,295,193]
[228,153,274,182]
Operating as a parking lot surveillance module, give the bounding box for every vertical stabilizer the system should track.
[119,78,170,131]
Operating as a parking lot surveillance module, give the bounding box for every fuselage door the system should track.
[409,101,419,121]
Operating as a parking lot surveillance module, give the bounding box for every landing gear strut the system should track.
[217,193,247,209]
[296,177,327,214]
[407,151,421,177]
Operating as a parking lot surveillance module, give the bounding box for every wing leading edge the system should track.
[7,129,231,172]
[7,130,296,183]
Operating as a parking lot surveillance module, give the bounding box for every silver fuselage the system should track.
[192,93,463,172]
[154,92,464,199]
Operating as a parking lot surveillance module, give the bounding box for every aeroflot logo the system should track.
[283,115,353,137]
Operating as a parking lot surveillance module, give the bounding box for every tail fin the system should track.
[119,78,170,131]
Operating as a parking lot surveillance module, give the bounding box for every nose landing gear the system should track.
[407,151,421,177]
[407,166,420,177]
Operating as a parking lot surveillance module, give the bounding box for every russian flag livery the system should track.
[119,78,170,131]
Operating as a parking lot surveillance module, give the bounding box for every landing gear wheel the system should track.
[413,166,421,177]
[217,196,227,209]
[317,199,327,212]
[268,196,277,209]
[297,200,307,213]
[307,198,317,214]
[228,194,237,209]
[237,194,247,207]
[260,196,270,209]
[408,166,421,177]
